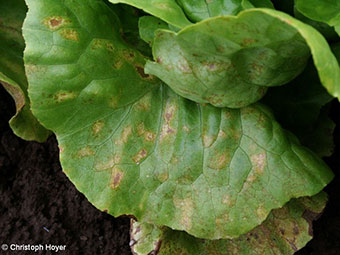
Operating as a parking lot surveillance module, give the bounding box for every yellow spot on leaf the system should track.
[91,39,115,52]
[135,93,152,111]
[173,198,194,230]
[218,130,226,138]
[115,126,132,145]
[136,122,145,136]
[183,126,190,133]
[222,195,234,207]
[203,135,214,148]
[216,213,229,233]
[256,206,267,219]
[208,152,230,170]
[251,153,266,174]
[53,91,77,103]
[144,131,156,142]
[59,29,79,41]
[92,120,104,136]
[157,172,169,182]
[112,59,124,69]
[77,146,95,158]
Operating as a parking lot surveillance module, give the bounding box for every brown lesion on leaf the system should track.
[177,57,192,74]
[111,166,124,189]
[133,149,148,164]
[43,16,68,30]
[53,90,77,103]
[59,29,79,41]
[115,125,132,145]
[77,146,95,158]
[92,120,104,136]
[121,49,136,62]
[91,39,115,52]
[156,57,163,64]
[160,100,177,141]
[136,122,157,143]
[241,38,258,47]
[135,65,153,80]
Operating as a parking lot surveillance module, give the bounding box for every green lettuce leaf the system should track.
[109,0,192,29]
[139,16,168,46]
[131,193,327,255]
[111,0,273,26]
[295,0,340,36]
[146,9,340,108]
[23,0,333,239]
[175,0,274,22]
[0,0,50,142]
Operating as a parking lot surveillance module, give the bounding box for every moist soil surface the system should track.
[0,84,339,255]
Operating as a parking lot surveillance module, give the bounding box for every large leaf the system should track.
[23,0,333,239]
[0,0,50,142]
[295,0,340,36]
[111,0,273,26]
[145,9,340,108]
[109,0,192,29]
[131,193,327,255]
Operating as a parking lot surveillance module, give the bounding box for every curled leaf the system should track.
[146,9,340,107]
[109,0,192,29]
[0,0,50,142]
[131,193,328,255]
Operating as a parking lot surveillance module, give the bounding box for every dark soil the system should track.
[0,83,339,255]
[0,85,131,254]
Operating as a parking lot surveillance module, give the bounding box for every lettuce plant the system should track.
[1,0,339,254]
